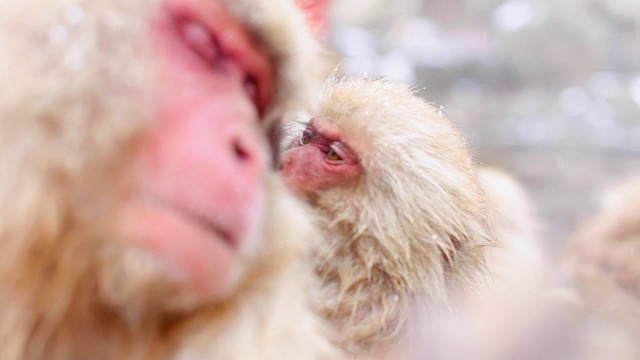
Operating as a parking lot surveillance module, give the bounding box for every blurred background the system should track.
[323,0,640,250]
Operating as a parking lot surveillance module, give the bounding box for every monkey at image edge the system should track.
[0,0,342,359]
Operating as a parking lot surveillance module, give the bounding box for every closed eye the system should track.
[181,20,221,68]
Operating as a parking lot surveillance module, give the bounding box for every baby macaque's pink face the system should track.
[280,118,361,196]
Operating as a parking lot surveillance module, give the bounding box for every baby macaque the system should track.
[280,76,494,356]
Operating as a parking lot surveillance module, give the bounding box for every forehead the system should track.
[310,117,342,139]
[311,116,377,164]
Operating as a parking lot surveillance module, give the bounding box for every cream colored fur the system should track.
[284,76,494,355]
[478,167,546,294]
[0,0,338,359]
[564,176,640,330]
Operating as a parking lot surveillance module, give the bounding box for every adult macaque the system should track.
[0,0,338,359]
[279,76,493,356]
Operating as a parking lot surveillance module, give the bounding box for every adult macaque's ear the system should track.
[296,0,330,38]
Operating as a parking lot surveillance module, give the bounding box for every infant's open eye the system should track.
[325,145,342,162]
[299,129,314,145]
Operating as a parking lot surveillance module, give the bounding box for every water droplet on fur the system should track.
[105,11,127,30]
[64,49,85,70]
[48,25,68,46]
[431,234,438,240]
[325,299,336,309]
[65,4,85,26]
[392,294,400,302]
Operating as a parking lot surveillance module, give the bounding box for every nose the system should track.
[221,124,267,182]
[162,110,268,213]
[233,138,251,162]
[202,125,267,241]
[229,131,266,172]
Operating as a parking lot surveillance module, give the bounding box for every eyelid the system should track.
[298,128,315,145]
[181,20,221,67]
[329,141,360,165]
[328,142,344,157]
[325,144,342,161]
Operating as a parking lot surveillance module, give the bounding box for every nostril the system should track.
[233,140,250,162]
[244,76,258,104]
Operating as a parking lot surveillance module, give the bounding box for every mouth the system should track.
[158,0,274,116]
[141,193,238,249]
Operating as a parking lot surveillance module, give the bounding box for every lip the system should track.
[141,193,238,249]
[176,204,237,249]
[159,0,274,116]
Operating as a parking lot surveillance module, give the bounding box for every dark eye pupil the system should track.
[300,130,313,145]
[326,148,341,161]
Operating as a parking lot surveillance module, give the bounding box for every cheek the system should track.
[280,146,359,195]
[120,0,274,307]
[122,200,247,304]
[117,71,269,307]
[120,127,268,304]
[279,146,323,194]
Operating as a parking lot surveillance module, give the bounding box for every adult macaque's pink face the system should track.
[124,0,275,304]
[280,118,361,196]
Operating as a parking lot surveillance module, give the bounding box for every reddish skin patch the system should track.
[280,118,361,196]
[124,0,275,303]
[296,0,330,38]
